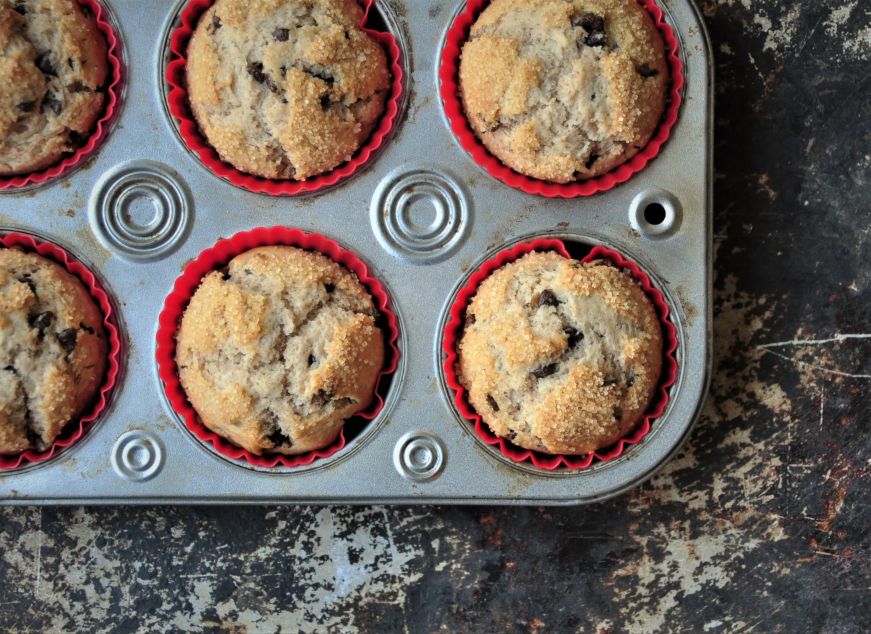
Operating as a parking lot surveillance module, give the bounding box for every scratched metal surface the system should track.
[0,0,711,504]
[0,0,869,631]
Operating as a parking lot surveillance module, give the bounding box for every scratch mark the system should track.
[757,333,871,349]
[34,508,42,599]
[757,349,871,379]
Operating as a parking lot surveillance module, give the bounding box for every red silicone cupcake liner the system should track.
[0,0,123,191]
[439,0,684,198]
[165,0,404,196]
[155,227,400,469]
[442,239,679,470]
[0,232,122,470]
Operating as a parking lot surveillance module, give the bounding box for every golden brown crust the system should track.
[459,0,667,182]
[458,251,662,455]
[0,0,108,176]
[0,249,107,454]
[186,0,390,181]
[176,246,385,456]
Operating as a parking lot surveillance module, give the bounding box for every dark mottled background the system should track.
[2,0,870,632]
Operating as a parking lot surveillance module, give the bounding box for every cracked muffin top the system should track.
[186,0,390,181]
[176,246,385,456]
[458,251,662,455]
[0,248,107,455]
[459,0,667,182]
[0,0,108,176]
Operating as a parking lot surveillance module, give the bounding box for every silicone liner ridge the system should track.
[0,232,122,470]
[442,238,679,471]
[165,0,404,196]
[438,0,685,198]
[0,0,123,191]
[155,226,400,469]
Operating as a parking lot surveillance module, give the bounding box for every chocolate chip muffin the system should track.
[186,0,390,181]
[0,0,108,176]
[458,251,662,455]
[176,246,385,456]
[459,0,667,182]
[0,248,107,454]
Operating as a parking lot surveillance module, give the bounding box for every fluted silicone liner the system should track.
[165,0,404,196]
[155,227,400,469]
[439,0,684,198]
[0,0,123,191]
[0,232,122,470]
[442,239,679,470]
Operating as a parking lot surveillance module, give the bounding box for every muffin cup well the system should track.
[165,0,404,196]
[0,232,122,471]
[155,227,400,469]
[442,238,678,471]
[0,0,123,192]
[439,0,684,198]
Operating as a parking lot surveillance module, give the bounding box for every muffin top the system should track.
[458,251,662,455]
[0,0,108,176]
[459,0,667,182]
[0,248,107,454]
[186,0,390,181]
[176,246,385,456]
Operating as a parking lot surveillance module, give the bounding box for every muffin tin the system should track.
[0,0,712,505]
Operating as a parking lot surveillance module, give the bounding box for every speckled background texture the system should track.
[1,0,870,631]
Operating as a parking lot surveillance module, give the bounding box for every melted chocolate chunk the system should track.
[486,394,500,412]
[507,431,517,442]
[585,153,600,170]
[35,53,56,76]
[247,61,267,84]
[313,389,333,407]
[56,328,77,354]
[208,14,221,34]
[324,282,335,294]
[464,312,476,328]
[267,426,292,448]
[42,94,62,115]
[68,80,89,93]
[13,2,26,15]
[264,76,279,94]
[602,377,618,387]
[28,311,54,339]
[538,289,560,307]
[573,12,607,47]
[307,354,316,366]
[564,326,583,348]
[219,267,231,281]
[532,363,558,379]
[637,64,659,78]
[272,28,289,42]
[17,101,35,112]
[613,406,623,421]
[320,93,331,110]
[67,57,75,69]
[627,373,636,387]
[333,397,356,408]
[68,130,88,146]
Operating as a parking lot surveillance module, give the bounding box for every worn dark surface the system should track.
[1,1,870,632]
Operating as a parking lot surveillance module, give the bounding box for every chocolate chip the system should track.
[56,328,77,354]
[247,61,266,83]
[28,311,53,339]
[68,57,74,69]
[312,389,333,407]
[602,377,618,387]
[333,397,356,408]
[507,431,517,442]
[613,407,623,421]
[307,354,316,366]
[219,267,231,281]
[18,275,36,293]
[320,93,331,110]
[208,14,222,34]
[464,312,476,328]
[17,101,35,112]
[637,64,659,78]
[538,289,560,307]
[279,65,287,77]
[35,53,56,76]
[573,12,607,47]
[532,363,558,379]
[68,130,88,146]
[264,76,279,94]
[68,81,89,93]
[486,394,499,411]
[42,94,62,115]
[585,153,600,170]
[272,28,289,42]
[324,282,335,294]
[13,2,26,15]
[267,426,292,448]
[564,326,583,348]
[244,268,253,275]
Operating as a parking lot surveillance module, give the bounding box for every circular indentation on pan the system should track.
[436,232,683,477]
[370,168,471,263]
[111,431,164,482]
[393,431,446,481]
[89,161,192,261]
[629,189,682,238]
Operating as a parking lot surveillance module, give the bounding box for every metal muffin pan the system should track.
[0,0,712,505]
